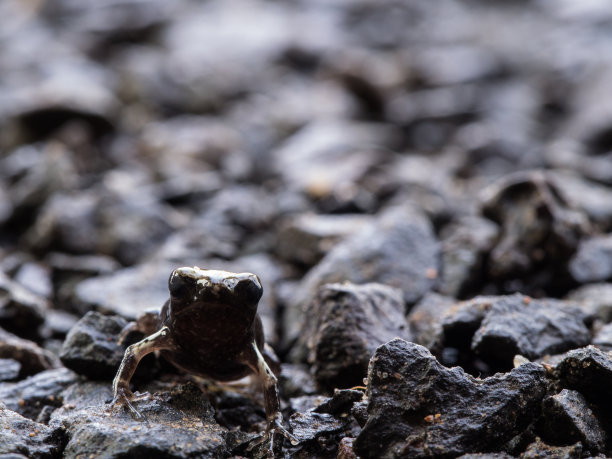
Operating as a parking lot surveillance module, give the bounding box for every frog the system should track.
[109,266,295,456]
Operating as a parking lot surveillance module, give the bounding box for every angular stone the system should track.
[354,339,547,458]
[480,170,589,294]
[566,282,612,322]
[592,322,612,351]
[441,294,591,368]
[472,294,591,364]
[275,213,371,267]
[60,311,128,380]
[569,234,612,283]
[0,367,77,421]
[49,380,228,458]
[0,403,62,458]
[0,271,47,339]
[407,292,456,352]
[0,328,60,378]
[0,358,21,381]
[520,438,583,459]
[299,283,411,391]
[439,216,499,297]
[537,389,605,454]
[555,346,612,406]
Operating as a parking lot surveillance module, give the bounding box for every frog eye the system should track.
[235,278,263,304]
[168,272,190,299]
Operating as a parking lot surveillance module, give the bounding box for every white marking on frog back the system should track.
[175,266,260,291]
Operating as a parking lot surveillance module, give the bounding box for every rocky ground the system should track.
[2,0,612,457]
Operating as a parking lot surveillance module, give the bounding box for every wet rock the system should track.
[407,292,456,352]
[471,294,591,366]
[441,294,591,369]
[272,120,399,208]
[354,339,547,458]
[592,322,612,351]
[569,234,612,283]
[297,282,411,391]
[0,271,47,338]
[276,213,371,268]
[289,205,439,348]
[0,367,77,421]
[313,389,364,416]
[0,358,20,382]
[520,438,583,459]
[537,389,605,454]
[0,403,63,458]
[555,345,612,407]
[439,216,499,297]
[13,262,52,299]
[73,261,174,318]
[565,282,612,322]
[0,328,60,378]
[59,311,128,380]
[480,170,589,294]
[49,380,228,458]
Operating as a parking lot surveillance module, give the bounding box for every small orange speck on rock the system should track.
[426,268,438,279]
[424,415,434,423]
[29,432,36,437]
[18,399,25,407]
[523,296,531,304]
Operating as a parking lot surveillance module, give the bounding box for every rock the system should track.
[354,339,547,458]
[555,345,612,407]
[0,271,47,339]
[279,363,318,398]
[480,170,589,295]
[0,328,60,378]
[275,213,371,268]
[0,403,63,458]
[59,311,128,380]
[569,234,612,283]
[73,261,175,318]
[537,389,605,454]
[441,294,591,369]
[298,282,411,391]
[592,322,612,351]
[407,292,456,352]
[288,205,439,348]
[0,368,77,421]
[49,380,228,458]
[565,282,612,322]
[471,294,591,365]
[520,438,583,459]
[0,358,21,382]
[439,216,499,297]
[13,262,52,299]
[313,389,364,416]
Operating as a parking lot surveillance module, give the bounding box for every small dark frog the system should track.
[110,267,295,455]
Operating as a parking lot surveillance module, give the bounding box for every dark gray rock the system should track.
[59,311,128,380]
[0,367,77,420]
[441,294,591,368]
[593,322,612,351]
[13,262,52,299]
[520,438,583,459]
[0,328,60,378]
[537,389,605,454]
[0,359,20,381]
[472,294,591,364]
[555,345,612,407]
[288,205,439,348]
[439,216,499,297]
[279,363,318,398]
[407,292,456,352]
[566,282,612,322]
[0,271,47,339]
[49,380,228,459]
[73,261,174,319]
[313,389,364,416]
[298,282,411,391]
[480,170,589,294]
[0,403,62,458]
[354,339,547,458]
[569,234,612,283]
[275,213,371,268]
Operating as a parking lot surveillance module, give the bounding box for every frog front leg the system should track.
[246,341,296,456]
[110,326,175,419]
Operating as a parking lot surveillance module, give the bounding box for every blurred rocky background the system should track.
[2,0,612,457]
